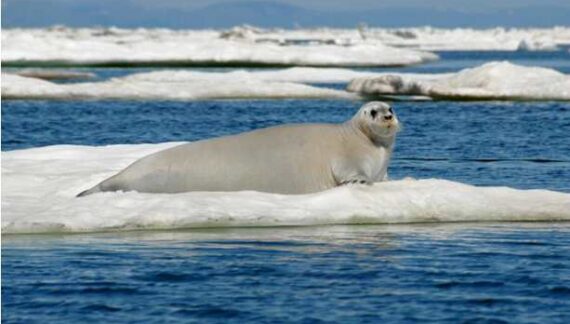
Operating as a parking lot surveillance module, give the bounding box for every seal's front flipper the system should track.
[338,177,371,186]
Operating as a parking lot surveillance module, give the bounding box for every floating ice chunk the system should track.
[1,67,444,100]
[120,67,388,84]
[377,27,569,51]
[219,25,266,41]
[5,27,566,62]
[232,26,570,51]
[348,61,570,101]
[6,62,567,101]
[1,28,437,67]
[6,26,568,68]
[1,74,70,98]
[1,73,354,100]
[2,144,569,234]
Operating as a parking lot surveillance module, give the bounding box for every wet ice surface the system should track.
[3,157,569,233]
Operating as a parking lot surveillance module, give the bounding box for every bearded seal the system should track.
[77,102,400,196]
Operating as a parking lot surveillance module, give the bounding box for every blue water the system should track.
[2,51,570,323]
[3,224,570,323]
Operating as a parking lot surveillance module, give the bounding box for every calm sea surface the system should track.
[2,51,570,323]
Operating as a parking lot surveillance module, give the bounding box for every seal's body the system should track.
[77,102,400,196]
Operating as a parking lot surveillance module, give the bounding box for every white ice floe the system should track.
[4,62,566,101]
[1,73,354,100]
[368,27,570,51]
[348,61,570,101]
[120,67,385,84]
[3,27,569,70]
[2,143,569,234]
[1,27,437,67]
[221,26,570,51]
[4,62,567,101]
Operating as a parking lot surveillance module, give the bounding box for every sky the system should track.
[3,0,570,28]
[140,0,570,10]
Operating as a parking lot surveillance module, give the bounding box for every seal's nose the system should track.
[384,115,393,121]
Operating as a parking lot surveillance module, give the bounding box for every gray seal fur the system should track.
[77,102,400,196]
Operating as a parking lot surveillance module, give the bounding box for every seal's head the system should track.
[353,101,400,143]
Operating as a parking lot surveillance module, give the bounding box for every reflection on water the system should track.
[3,223,570,323]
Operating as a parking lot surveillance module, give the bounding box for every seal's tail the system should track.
[76,184,102,198]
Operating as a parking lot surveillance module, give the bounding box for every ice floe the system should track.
[367,27,570,51]
[2,143,569,234]
[219,26,570,51]
[1,73,354,100]
[1,27,437,67]
[119,67,385,84]
[4,62,567,101]
[348,61,570,101]
[3,27,568,71]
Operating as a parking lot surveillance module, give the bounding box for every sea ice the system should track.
[222,26,570,51]
[1,73,355,100]
[367,27,570,51]
[2,143,569,234]
[4,62,567,101]
[347,61,570,101]
[1,27,437,67]
[120,67,386,84]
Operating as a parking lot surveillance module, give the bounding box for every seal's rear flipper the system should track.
[76,184,101,198]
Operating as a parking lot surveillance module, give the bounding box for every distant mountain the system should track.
[183,1,322,28]
[2,0,570,28]
[1,0,152,28]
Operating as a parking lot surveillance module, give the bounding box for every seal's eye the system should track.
[370,109,377,119]
[388,107,393,113]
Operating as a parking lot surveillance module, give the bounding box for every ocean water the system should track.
[3,224,570,323]
[2,51,570,323]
